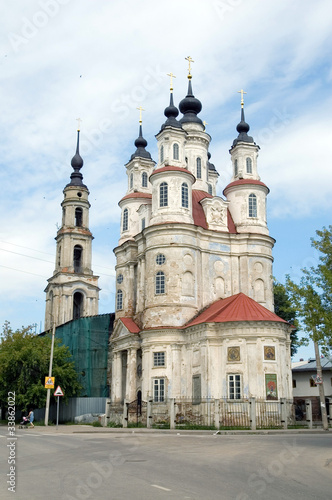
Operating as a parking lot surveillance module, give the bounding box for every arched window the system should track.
[246,157,252,174]
[181,182,189,208]
[208,183,213,195]
[123,208,128,231]
[159,182,168,207]
[155,271,165,294]
[142,172,148,187]
[248,193,257,218]
[57,245,61,267]
[173,143,179,160]
[75,207,83,227]
[73,291,83,320]
[160,145,164,163]
[129,173,133,189]
[234,159,238,176]
[73,245,83,273]
[196,157,202,179]
[116,289,123,310]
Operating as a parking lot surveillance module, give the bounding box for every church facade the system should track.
[110,70,293,404]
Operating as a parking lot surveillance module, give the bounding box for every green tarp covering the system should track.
[55,314,113,397]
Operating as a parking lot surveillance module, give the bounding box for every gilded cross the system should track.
[136,106,145,124]
[185,56,194,76]
[76,117,82,131]
[237,89,247,108]
[167,72,176,92]
[203,120,208,129]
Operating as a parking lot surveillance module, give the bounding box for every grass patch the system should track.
[92,421,103,427]
[128,422,146,428]
[107,421,123,428]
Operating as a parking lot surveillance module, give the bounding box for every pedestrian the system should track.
[27,409,34,428]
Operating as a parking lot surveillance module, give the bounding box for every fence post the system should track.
[214,399,220,430]
[122,399,128,428]
[305,399,313,429]
[170,398,175,429]
[250,397,256,430]
[280,398,287,429]
[147,399,152,429]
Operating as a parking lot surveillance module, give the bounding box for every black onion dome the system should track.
[67,130,86,187]
[130,124,152,160]
[207,152,219,174]
[179,79,203,125]
[160,93,182,130]
[232,107,255,146]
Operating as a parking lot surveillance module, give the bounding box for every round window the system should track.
[156,254,166,265]
[117,274,124,284]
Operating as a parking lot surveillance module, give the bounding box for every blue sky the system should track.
[1,0,331,361]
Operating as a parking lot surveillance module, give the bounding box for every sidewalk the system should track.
[14,424,331,436]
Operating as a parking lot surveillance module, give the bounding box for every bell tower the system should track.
[44,125,100,330]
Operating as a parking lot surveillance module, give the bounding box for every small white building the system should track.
[109,68,293,405]
[292,357,332,420]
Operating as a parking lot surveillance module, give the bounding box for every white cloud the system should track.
[1,0,332,332]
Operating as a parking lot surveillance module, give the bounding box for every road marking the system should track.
[151,484,171,492]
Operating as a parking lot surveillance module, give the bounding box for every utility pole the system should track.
[314,340,329,430]
[44,322,56,426]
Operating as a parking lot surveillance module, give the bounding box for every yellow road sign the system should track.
[45,376,55,389]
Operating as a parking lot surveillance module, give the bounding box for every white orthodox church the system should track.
[44,64,293,405]
[110,69,293,404]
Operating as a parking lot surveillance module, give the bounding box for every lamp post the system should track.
[44,322,56,426]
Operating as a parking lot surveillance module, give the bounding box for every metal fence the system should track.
[107,397,306,429]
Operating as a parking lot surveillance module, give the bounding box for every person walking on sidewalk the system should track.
[27,409,35,428]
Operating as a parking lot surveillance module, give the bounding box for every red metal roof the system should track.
[185,293,288,327]
[119,192,152,203]
[223,179,269,195]
[119,317,140,333]
[192,189,212,229]
[151,166,195,177]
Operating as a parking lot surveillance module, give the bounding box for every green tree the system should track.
[0,322,82,415]
[285,225,332,430]
[285,225,332,350]
[273,281,299,356]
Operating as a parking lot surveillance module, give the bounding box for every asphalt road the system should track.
[0,427,331,500]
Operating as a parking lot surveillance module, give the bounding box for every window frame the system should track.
[155,271,165,295]
[122,208,129,231]
[156,253,166,265]
[228,373,242,400]
[234,159,238,177]
[153,351,166,367]
[160,144,164,163]
[246,157,252,174]
[116,289,123,310]
[173,142,179,160]
[181,182,189,208]
[196,157,202,179]
[153,377,165,402]
[248,193,257,218]
[142,171,148,188]
[159,182,168,207]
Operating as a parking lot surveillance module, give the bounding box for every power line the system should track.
[0,265,48,278]
[0,241,115,273]
[0,247,54,263]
